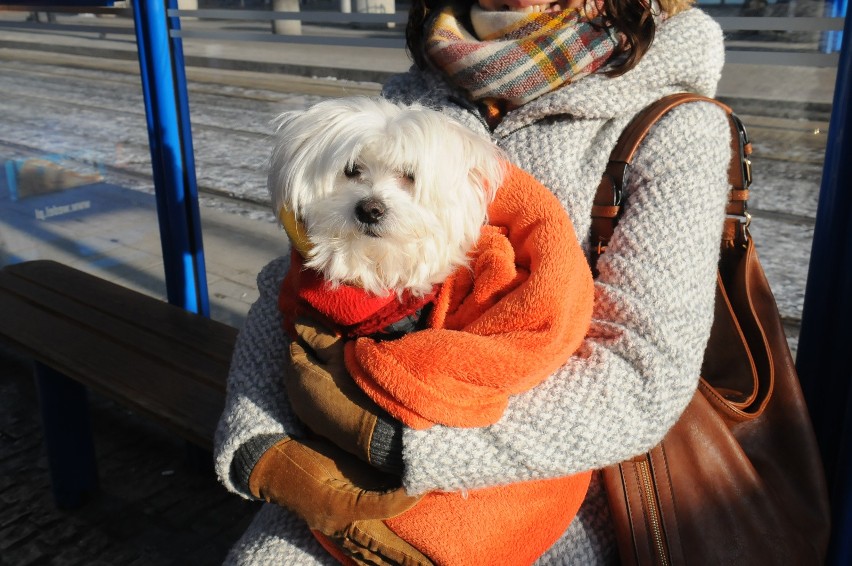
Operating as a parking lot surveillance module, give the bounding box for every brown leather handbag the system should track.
[593,94,831,565]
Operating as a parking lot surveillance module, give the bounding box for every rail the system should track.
[0,3,846,62]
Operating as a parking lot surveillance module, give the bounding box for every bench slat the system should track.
[0,291,226,448]
[5,260,238,369]
[0,274,229,393]
[0,261,239,449]
[1,261,237,391]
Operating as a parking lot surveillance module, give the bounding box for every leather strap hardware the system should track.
[600,93,831,566]
[590,93,753,275]
[731,113,753,190]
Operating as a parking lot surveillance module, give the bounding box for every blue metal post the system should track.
[830,402,852,565]
[132,0,209,316]
[821,0,847,54]
[796,6,852,565]
[35,363,99,509]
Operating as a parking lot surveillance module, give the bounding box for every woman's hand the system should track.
[284,317,385,465]
[332,520,434,566]
[248,436,420,536]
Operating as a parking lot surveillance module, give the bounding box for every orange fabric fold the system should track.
[290,163,594,566]
[341,163,594,566]
[346,162,594,429]
[386,473,592,566]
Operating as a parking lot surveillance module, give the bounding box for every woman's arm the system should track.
[400,102,733,494]
[213,254,307,497]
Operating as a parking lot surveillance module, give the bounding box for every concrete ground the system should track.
[0,344,261,566]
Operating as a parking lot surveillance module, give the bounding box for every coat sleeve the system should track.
[398,103,733,495]
[213,254,307,497]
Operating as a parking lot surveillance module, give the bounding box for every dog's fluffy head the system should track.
[268,97,505,297]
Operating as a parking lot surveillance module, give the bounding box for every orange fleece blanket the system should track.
[346,162,594,429]
[282,162,594,565]
[338,163,594,566]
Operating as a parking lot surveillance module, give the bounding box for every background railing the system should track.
[1,2,846,58]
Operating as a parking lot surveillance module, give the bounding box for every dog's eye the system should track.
[404,172,415,183]
[344,164,361,178]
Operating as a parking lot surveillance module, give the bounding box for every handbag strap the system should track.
[589,93,753,274]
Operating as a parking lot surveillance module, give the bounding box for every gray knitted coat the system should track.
[214,8,732,565]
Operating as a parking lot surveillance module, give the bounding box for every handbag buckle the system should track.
[732,114,753,190]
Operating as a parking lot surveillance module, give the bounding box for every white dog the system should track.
[268,97,596,566]
[267,96,505,298]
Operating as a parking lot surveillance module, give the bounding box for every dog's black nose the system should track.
[355,198,386,225]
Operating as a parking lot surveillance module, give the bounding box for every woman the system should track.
[214,0,732,562]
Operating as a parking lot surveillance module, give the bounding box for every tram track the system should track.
[0,45,826,342]
[13,133,817,231]
[0,51,830,164]
[0,57,829,146]
[0,61,284,138]
[0,46,382,99]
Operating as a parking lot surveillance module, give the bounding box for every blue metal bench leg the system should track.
[184,442,213,475]
[34,363,99,509]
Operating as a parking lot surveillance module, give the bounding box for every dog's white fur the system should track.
[268,97,505,297]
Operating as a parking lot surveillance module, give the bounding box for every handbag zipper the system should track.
[636,458,670,566]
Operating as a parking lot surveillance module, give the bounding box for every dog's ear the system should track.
[268,110,300,216]
[455,126,506,202]
[278,205,313,257]
[268,109,322,220]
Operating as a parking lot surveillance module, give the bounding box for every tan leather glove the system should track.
[248,437,419,537]
[285,317,384,464]
[333,520,434,566]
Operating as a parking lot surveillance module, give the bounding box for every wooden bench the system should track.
[0,259,238,508]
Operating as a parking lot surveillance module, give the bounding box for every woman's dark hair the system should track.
[405,0,657,77]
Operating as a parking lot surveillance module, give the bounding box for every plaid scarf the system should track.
[425,1,622,106]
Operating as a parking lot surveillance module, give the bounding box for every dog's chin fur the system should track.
[268,97,506,297]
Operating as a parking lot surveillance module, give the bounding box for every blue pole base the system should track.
[34,363,99,509]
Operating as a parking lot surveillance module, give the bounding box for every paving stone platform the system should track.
[0,346,259,566]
